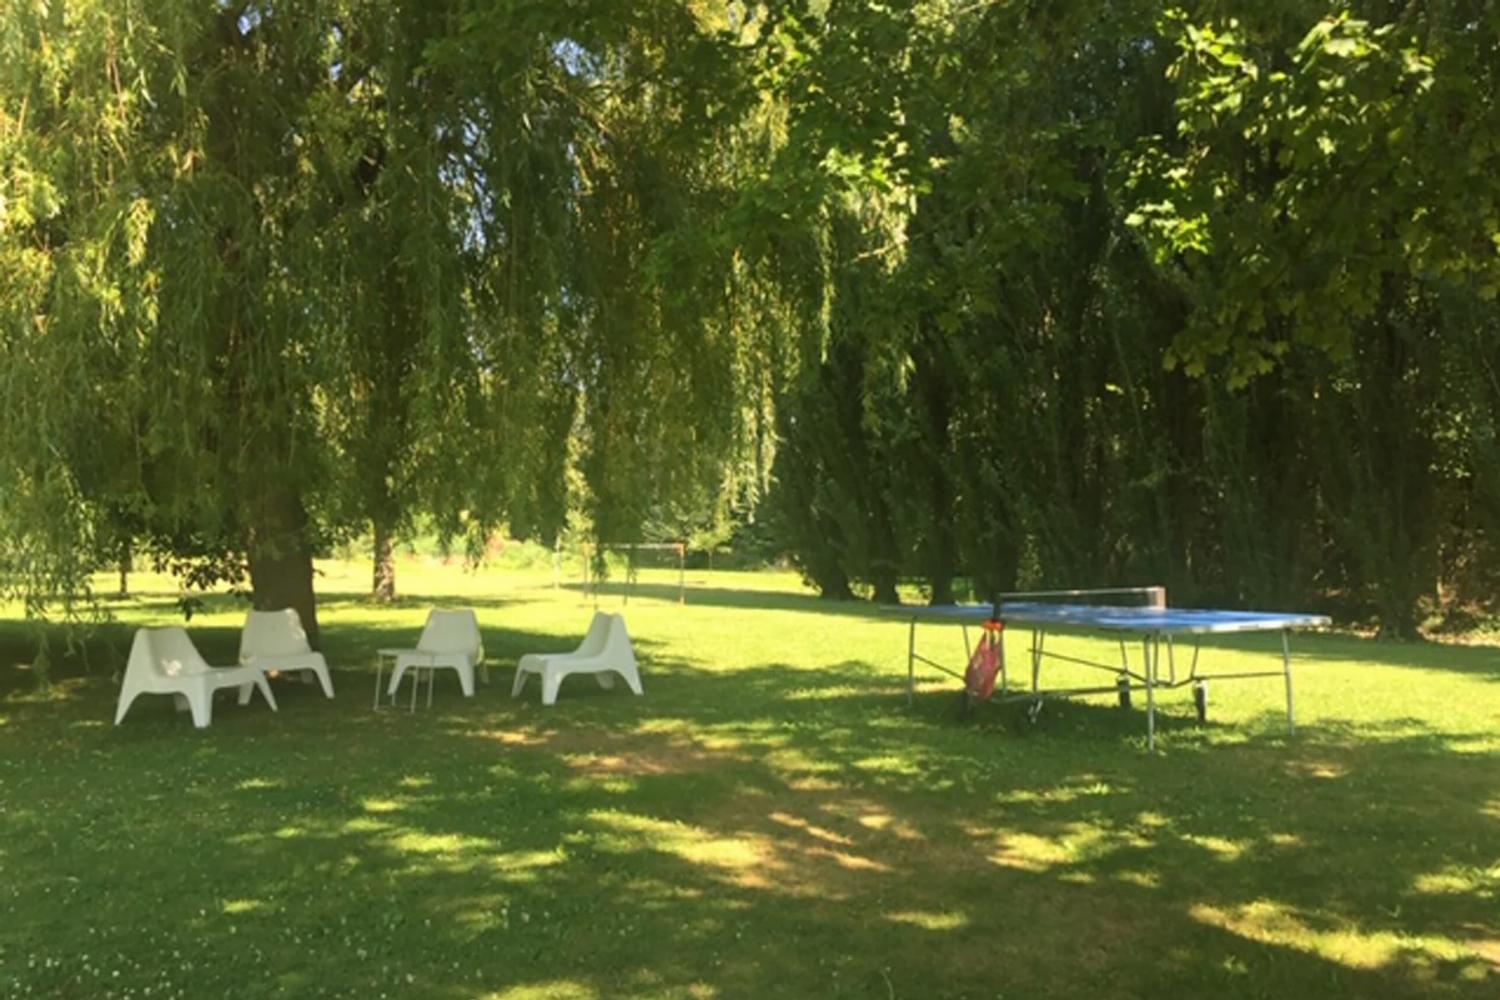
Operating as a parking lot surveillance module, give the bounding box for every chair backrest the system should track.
[128,626,211,680]
[599,612,636,664]
[575,612,613,657]
[417,609,483,657]
[239,608,312,660]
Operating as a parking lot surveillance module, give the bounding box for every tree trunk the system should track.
[117,537,131,599]
[928,565,955,606]
[372,517,396,603]
[247,485,320,650]
[814,567,855,601]
[871,561,900,606]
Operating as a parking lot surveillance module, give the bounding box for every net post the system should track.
[1147,586,1167,609]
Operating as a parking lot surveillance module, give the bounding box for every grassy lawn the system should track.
[2,560,1498,999]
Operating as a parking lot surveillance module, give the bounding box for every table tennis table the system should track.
[899,588,1330,749]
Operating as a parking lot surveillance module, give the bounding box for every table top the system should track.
[903,602,1331,635]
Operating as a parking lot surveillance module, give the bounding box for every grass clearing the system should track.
[2,560,1498,998]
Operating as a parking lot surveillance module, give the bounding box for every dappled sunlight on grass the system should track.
[222,898,267,915]
[1285,759,1351,779]
[390,830,501,856]
[1190,899,1493,978]
[885,909,969,931]
[2,564,1498,997]
[1412,865,1499,900]
[981,822,1141,873]
[342,816,393,834]
[361,797,407,813]
[588,809,776,888]
[1115,869,1162,888]
[768,810,856,846]
[996,776,1119,805]
[1181,833,1252,861]
[484,981,600,1000]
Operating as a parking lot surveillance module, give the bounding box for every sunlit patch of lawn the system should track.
[0,560,1497,997]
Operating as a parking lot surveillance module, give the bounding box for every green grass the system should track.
[1,560,1498,999]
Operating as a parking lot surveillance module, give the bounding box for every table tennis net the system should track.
[993,586,1166,611]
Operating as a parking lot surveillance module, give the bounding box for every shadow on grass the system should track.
[4,654,1495,998]
[1295,631,1500,682]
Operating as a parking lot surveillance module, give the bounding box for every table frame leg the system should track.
[1281,628,1296,737]
[1144,634,1157,752]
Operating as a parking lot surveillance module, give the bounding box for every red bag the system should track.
[964,619,1005,701]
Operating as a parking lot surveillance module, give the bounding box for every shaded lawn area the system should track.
[1,564,1498,999]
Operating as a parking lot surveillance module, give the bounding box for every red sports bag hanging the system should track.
[964,618,1005,701]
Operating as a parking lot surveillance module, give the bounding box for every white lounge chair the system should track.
[384,609,488,701]
[238,608,335,698]
[114,626,278,729]
[511,611,644,706]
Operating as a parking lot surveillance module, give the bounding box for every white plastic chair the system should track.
[511,611,644,706]
[239,608,335,698]
[384,609,488,701]
[114,626,278,729]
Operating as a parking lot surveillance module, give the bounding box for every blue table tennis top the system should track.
[905,602,1330,635]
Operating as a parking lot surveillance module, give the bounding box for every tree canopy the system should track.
[2,0,1498,648]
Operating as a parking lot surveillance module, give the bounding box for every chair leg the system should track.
[188,691,213,728]
[458,667,475,698]
[237,682,255,706]
[621,666,644,696]
[541,670,563,707]
[510,666,529,698]
[254,674,279,712]
[113,691,139,725]
[596,672,616,689]
[388,665,407,698]
[313,665,335,699]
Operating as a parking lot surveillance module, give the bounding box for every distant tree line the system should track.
[751,1,1500,637]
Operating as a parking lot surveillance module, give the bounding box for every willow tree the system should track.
[750,0,1187,602]
[0,0,782,651]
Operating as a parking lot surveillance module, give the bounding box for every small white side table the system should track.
[374,648,437,712]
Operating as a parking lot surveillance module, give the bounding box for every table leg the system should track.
[1144,634,1157,752]
[1281,628,1296,738]
[906,618,916,707]
[372,657,384,711]
[1030,629,1045,692]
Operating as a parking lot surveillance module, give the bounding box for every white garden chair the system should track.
[114,626,278,729]
[239,608,335,698]
[511,611,644,706]
[384,608,488,704]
